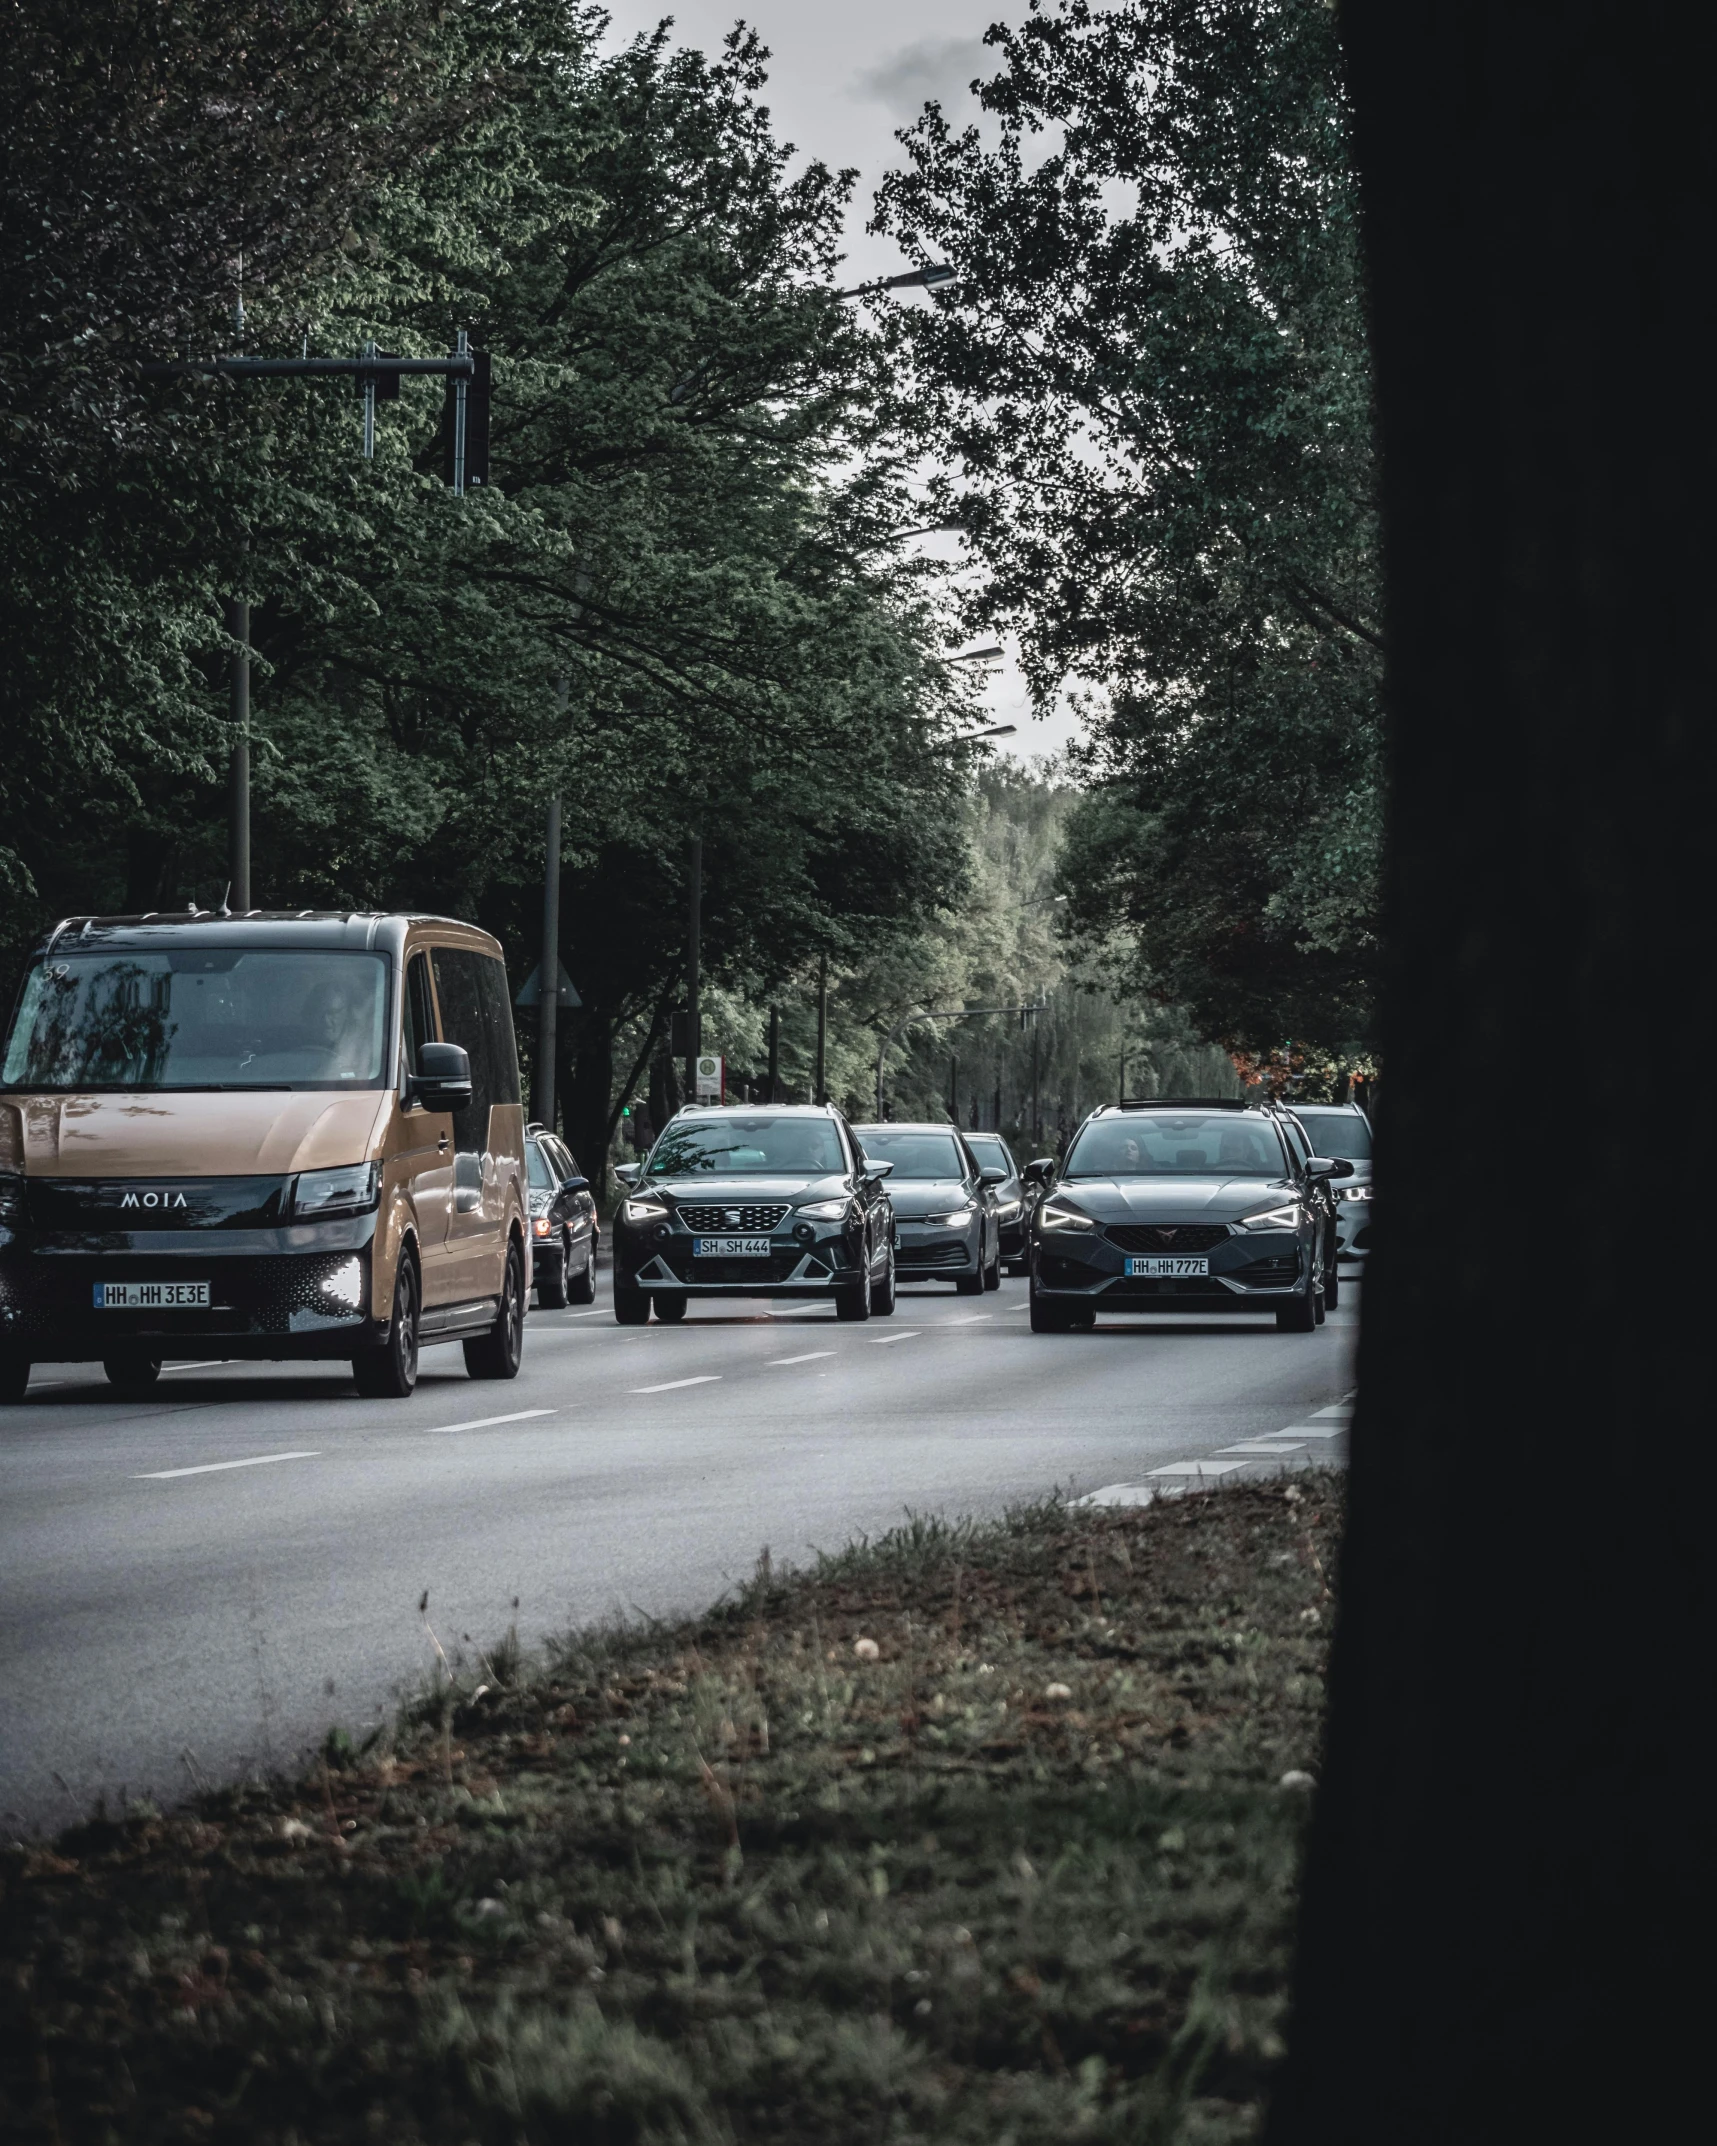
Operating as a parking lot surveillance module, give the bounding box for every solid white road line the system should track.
[630,1375,722,1393]
[1146,1459,1249,1478]
[136,1451,320,1481]
[769,1352,836,1366]
[424,1409,557,1436]
[867,1332,920,1344]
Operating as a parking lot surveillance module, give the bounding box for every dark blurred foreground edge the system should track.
[1267,6,1704,2141]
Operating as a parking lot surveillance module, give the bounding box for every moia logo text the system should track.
[120,1192,189,1209]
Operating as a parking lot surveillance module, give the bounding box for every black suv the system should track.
[1025,1099,1350,1333]
[611,1106,896,1324]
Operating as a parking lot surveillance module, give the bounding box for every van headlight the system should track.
[291,1163,379,1220]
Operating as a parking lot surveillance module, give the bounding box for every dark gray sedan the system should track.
[1025,1102,1348,1332]
[965,1131,1031,1274]
[853,1123,1003,1296]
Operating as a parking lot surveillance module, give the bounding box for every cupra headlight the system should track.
[796,1199,850,1221]
[621,1196,669,1224]
[1039,1199,1096,1231]
[1241,1202,1304,1231]
[1340,1183,1373,1203]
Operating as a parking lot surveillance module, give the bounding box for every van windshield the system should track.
[1,950,390,1091]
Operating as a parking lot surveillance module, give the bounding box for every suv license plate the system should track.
[1125,1257,1209,1278]
[691,1237,772,1258]
[94,1281,211,1308]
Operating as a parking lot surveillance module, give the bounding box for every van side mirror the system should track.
[1022,1158,1056,1186]
[978,1164,1008,1185]
[613,1162,642,1186]
[409,1041,472,1112]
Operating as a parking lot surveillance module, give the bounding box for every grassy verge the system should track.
[1,1475,1339,2145]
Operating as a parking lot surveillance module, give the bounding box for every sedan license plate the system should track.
[1125,1256,1209,1278]
[94,1280,211,1308]
[691,1237,772,1259]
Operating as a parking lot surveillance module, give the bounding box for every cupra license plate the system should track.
[1125,1256,1209,1278]
[691,1237,772,1258]
[94,1281,211,1308]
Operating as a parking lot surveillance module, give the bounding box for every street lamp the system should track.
[835,263,957,302]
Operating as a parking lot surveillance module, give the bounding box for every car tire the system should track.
[614,1276,649,1325]
[1006,1259,1030,1279]
[654,1292,688,1323]
[536,1240,569,1309]
[0,1350,31,1403]
[464,1238,526,1380]
[982,1237,1002,1291]
[872,1242,897,1316]
[954,1265,985,1297]
[1029,1279,1076,1333]
[1313,1285,1327,1326]
[1323,1252,1339,1311]
[1276,1290,1318,1333]
[353,1253,420,1398]
[567,1242,597,1305]
[835,1256,873,1322]
[103,1354,162,1395]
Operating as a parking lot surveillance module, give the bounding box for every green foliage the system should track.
[874,0,1382,1054]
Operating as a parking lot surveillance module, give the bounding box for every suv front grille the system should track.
[1105,1224,1229,1254]
[674,1203,790,1233]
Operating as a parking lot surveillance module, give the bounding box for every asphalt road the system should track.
[0,1268,1358,1835]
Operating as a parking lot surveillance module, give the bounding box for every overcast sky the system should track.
[599,3,1084,763]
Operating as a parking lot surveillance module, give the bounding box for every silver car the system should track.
[1285,1103,1374,1268]
[853,1123,1003,1296]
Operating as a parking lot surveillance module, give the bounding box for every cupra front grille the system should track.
[1105,1224,1229,1254]
[674,1203,790,1233]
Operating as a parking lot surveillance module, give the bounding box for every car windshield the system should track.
[857,1130,965,1180]
[967,1135,1015,1176]
[646,1116,846,1176]
[1064,1113,1285,1177]
[526,1142,556,1190]
[1,949,389,1091]
[1290,1110,1373,1160]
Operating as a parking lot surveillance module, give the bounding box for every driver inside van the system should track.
[304,976,374,1080]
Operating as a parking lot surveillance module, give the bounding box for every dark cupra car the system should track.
[1025,1100,1350,1333]
[610,1105,896,1324]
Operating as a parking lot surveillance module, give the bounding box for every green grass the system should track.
[0,1475,1339,2145]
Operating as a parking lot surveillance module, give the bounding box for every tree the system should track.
[874,0,1381,1056]
[1265,5,1701,2139]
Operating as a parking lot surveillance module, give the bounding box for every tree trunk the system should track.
[1267,7,1702,2141]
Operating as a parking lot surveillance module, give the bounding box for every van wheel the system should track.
[536,1237,569,1309]
[567,1242,596,1305]
[354,1255,420,1398]
[614,1278,649,1325]
[0,1350,33,1403]
[104,1355,162,1395]
[465,1240,526,1379]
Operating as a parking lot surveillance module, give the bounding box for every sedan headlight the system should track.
[1340,1183,1373,1203]
[796,1198,850,1221]
[1038,1199,1096,1231]
[621,1196,669,1224]
[1240,1202,1304,1231]
[291,1162,379,1220]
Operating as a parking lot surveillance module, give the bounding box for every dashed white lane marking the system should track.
[1218,1441,1306,1455]
[1146,1459,1249,1478]
[867,1332,921,1345]
[769,1352,836,1366]
[425,1409,556,1435]
[1310,1403,1351,1419]
[946,1314,993,1325]
[136,1451,320,1481]
[630,1375,722,1393]
[1275,1424,1346,1439]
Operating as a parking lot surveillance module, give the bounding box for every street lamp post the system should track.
[875,1004,1039,1120]
[685,836,702,1102]
[225,594,250,910]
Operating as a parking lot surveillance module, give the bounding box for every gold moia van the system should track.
[0,912,528,1401]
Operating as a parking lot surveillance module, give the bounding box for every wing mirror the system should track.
[978,1164,1008,1185]
[408,1041,472,1112]
[863,1158,895,1181]
[1304,1156,1353,1180]
[1022,1157,1057,1186]
[613,1162,642,1186]
[560,1175,591,1196]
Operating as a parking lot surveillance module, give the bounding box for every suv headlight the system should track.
[291,1163,379,1220]
[1039,1199,1096,1231]
[622,1196,669,1224]
[796,1198,850,1221]
[1240,1202,1304,1231]
[1340,1183,1373,1203]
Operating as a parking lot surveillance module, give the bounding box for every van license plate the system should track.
[691,1237,772,1258]
[94,1281,211,1308]
[1125,1257,1209,1278]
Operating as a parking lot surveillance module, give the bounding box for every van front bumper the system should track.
[0,1231,380,1361]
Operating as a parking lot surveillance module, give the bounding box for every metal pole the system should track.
[226,595,250,910]
[452,329,469,495]
[1031,1010,1041,1148]
[537,793,561,1131]
[950,1052,958,1123]
[768,1006,780,1103]
[815,953,828,1105]
[685,836,702,1100]
[362,339,377,459]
